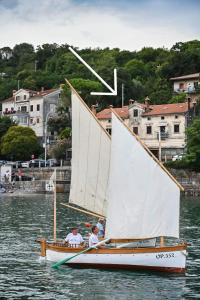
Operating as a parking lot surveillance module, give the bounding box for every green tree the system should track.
[58,127,71,140]
[47,115,70,134]
[185,118,200,171]
[169,93,186,103]
[0,116,16,137]
[49,139,70,160]
[1,126,41,160]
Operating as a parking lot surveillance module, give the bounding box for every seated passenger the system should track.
[64,227,84,248]
[89,226,99,247]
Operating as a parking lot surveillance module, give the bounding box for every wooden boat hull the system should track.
[39,240,187,273]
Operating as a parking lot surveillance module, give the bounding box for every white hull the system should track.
[44,246,187,273]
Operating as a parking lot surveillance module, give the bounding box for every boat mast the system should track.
[53,169,57,242]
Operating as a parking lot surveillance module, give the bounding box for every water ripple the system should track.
[0,195,200,299]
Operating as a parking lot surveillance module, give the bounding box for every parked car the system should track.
[0,160,7,166]
[15,161,23,168]
[172,154,184,161]
[46,159,59,167]
[29,159,45,168]
[21,161,30,168]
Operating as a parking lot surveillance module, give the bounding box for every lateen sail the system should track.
[69,91,110,216]
[105,113,180,239]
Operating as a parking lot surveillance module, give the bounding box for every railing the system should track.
[157,132,169,140]
[174,87,198,94]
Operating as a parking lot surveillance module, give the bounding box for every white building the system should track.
[97,99,195,160]
[1,88,61,142]
[170,73,200,100]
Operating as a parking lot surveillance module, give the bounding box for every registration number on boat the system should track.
[156,253,175,259]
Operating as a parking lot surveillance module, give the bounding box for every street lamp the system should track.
[44,111,55,167]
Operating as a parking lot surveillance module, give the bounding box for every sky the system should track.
[0,0,199,51]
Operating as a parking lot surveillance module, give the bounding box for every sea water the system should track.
[0,194,199,300]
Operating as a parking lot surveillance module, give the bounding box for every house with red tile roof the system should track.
[96,105,129,134]
[97,97,197,160]
[1,88,61,141]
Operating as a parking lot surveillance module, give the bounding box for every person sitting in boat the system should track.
[89,225,106,248]
[96,218,105,238]
[64,227,84,248]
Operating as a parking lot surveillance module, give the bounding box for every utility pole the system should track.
[17,80,20,90]
[34,60,38,72]
[158,130,162,161]
[122,83,124,107]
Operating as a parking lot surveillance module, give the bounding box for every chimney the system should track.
[129,99,135,105]
[187,97,191,111]
[41,87,44,92]
[145,96,150,111]
[12,90,17,96]
[109,105,113,108]
[91,105,97,115]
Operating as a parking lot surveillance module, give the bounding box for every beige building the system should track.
[97,99,195,160]
[1,88,61,142]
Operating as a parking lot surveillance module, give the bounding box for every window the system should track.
[37,118,40,123]
[179,83,184,90]
[16,96,20,101]
[133,109,138,117]
[106,128,112,135]
[161,116,165,120]
[19,116,28,125]
[174,124,180,133]
[21,106,27,112]
[147,117,151,120]
[24,95,27,100]
[30,105,33,112]
[160,126,165,133]
[133,127,138,135]
[30,118,33,124]
[37,104,40,111]
[175,115,178,119]
[146,126,152,134]
[108,119,111,123]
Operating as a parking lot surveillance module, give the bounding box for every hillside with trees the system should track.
[1,40,200,110]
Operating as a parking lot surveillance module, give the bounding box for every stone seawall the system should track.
[8,167,200,196]
[13,180,70,194]
[170,169,200,197]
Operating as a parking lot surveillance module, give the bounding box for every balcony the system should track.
[3,110,17,115]
[157,132,169,140]
[174,87,200,94]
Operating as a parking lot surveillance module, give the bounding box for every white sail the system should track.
[69,91,110,216]
[105,113,180,239]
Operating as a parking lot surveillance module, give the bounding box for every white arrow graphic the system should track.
[69,47,117,96]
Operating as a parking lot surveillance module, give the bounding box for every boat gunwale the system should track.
[45,242,187,254]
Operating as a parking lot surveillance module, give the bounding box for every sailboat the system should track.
[37,80,187,273]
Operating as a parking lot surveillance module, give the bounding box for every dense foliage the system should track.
[185,118,200,170]
[0,116,16,139]
[1,126,42,160]
[1,40,200,108]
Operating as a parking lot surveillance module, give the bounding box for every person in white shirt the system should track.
[64,227,84,247]
[89,225,102,247]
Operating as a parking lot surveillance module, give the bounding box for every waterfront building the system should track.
[1,88,61,143]
[96,98,196,160]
